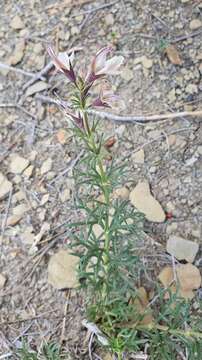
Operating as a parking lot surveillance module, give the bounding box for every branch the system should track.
[35,95,202,124]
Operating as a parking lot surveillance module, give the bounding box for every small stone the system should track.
[132,149,145,163]
[23,165,34,178]
[141,56,153,69]
[105,13,114,26]
[121,67,133,82]
[13,204,28,216]
[48,249,79,289]
[0,173,12,200]
[9,40,25,65]
[113,187,130,200]
[130,181,165,222]
[167,236,199,263]
[9,154,29,174]
[0,274,6,289]
[168,134,176,146]
[25,81,49,97]
[197,145,202,155]
[59,188,71,203]
[189,19,202,30]
[56,129,70,144]
[40,193,49,206]
[168,88,176,103]
[185,83,198,94]
[71,25,79,36]
[11,15,24,30]
[40,158,52,175]
[21,227,35,244]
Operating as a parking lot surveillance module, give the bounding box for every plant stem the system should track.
[137,324,202,339]
[82,109,111,300]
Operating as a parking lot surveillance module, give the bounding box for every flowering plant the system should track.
[48,46,202,360]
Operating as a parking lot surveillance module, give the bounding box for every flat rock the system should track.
[0,273,7,289]
[9,40,25,65]
[11,15,24,30]
[25,81,49,97]
[130,180,165,222]
[132,149,145,163]
[189,19,202,30]
[9,154,29,174]
[121,67,133,82]
[0,172,12,200]
[40,158,52,175]
[113,187,130,200]
[167,236,199,263]
[48,249,79,289]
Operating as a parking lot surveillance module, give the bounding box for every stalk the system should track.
[81,107,111,300]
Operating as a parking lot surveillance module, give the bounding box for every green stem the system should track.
[137,324,202,339]
[81,108,111,300]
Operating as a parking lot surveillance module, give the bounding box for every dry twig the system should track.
[35,94,202,124]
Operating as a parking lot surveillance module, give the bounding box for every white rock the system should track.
[48,249,79,289]
[113,187,130,200]
[40,158,52,175]
[23,165,34,178]
[9,154,29,174]
[189,19,202,30]
[25,81,49,97]
[167,236,199,263]
[121,67,133,81]
[132,149,145,163]
[9,40,25,65]
[11,15,24,30]
[134,56,153,69]
[141,56,153,69]
[59,188,71,203]
[129,181,165,222]
[0,173,12,200]
[0,274,6,289]
[185,83,198,94]
[105,13,114,26]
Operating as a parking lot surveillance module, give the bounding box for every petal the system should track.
[97,56,124,75]
[92,47,111,73]
[47,46,66,72]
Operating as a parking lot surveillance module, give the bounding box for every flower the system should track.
[55,98,84,129]
[86,47,124,83]
[47,46,76,83]
[92,89,120,109]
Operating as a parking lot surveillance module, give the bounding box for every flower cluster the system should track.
[47,46,124,130]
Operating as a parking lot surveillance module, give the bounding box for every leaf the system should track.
[165,45,182,65]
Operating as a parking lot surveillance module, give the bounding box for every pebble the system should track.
[59,188,71,203]
[167,235,199,263]
[40,158,52,175]
[9,40,25,65]
[0,173,12,200]
[189,19,202,30]
[48,249,79,289]
[132,149,145,163]
[0,274,6,289]
[113,187,130,200]
[130,180,165,222]
[105,13,114,26]
[25,81,49,97]
[185,83,198,94]
[121,67,133,82]
[9,154,29,174]
[11,15,24,30]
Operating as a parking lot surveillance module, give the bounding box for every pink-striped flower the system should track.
[92,89,120,109]
[86,47,124,83]
[56,98,84,129]
[47,46,76,83]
